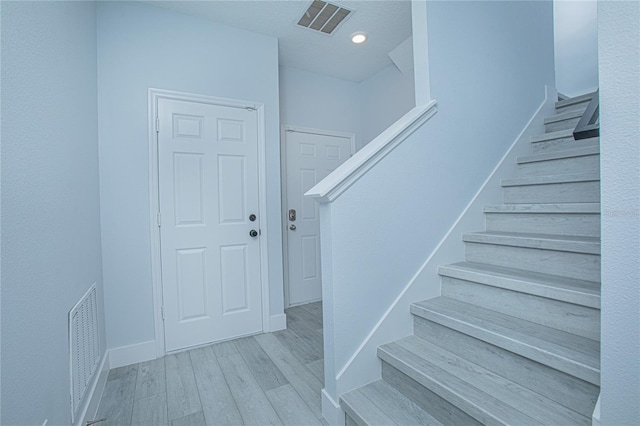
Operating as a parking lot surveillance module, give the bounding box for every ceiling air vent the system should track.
[297,1,352,35]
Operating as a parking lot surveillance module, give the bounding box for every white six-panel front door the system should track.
[158,98,262,352]
[285,129,354,306]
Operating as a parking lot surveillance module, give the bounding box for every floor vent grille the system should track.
[297,0,352,35]
[69,283,100,422]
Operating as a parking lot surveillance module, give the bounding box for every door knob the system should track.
[289,224,296,231]
[249,230,258,238]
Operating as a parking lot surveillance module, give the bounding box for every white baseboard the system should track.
[108,340,156,369]
[75,352,110,426]
[322,388,345,426]
[592,393,601,426]
[269,313,287,332]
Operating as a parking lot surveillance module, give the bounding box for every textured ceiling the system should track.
[145,0,413,82]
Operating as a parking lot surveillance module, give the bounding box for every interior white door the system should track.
[158,98,262,352]
[285,129,354,306]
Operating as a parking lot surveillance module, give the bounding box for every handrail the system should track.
[573,89,599,140]
[305,100,438,203]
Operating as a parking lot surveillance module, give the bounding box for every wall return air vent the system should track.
[297,0,352,35]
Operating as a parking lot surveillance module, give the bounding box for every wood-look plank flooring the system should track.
[95,302,326,426]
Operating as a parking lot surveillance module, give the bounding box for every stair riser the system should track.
[345,415,358,426]
[556,99,592,115]
[465,242,601,281]
[545,116,582,133]
[485,212,601,237]
[381,362,483,426]
[441,277,601,340]
[517,154,600,177]
[413,318,600,416]
[503,181,600,204]
[532,136,599,153]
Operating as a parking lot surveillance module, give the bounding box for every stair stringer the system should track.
[330,86,559,413]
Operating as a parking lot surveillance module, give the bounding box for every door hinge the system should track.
[161,305,165,320]
[155,116,160,133]
[157,212,162,227]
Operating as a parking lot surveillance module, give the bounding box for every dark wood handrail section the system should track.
[573,89,599,140]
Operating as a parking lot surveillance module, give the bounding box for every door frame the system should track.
[280,125,356,308]
[148,88,271,357]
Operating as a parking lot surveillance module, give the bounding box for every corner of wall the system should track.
[269,313,287,332]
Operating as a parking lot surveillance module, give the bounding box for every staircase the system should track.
[340,92,601,425]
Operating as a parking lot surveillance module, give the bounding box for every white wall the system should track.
[322,0,555,402]
[97,2,282,351]
[554,0,599,97]
[598,1,640,424]
[359,64,415,147]
[279,66,361,142]
[1,2,105,425]
[279,63,415,151]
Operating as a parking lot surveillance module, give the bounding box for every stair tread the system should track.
[439,261,600,308]
[379,335,590,425]
[484,202,600,213]
[502,172,600,187]
[517,145,600,164]
[410,297,600,384]
[530,128,574,142]
[341,380,444,426]
[544,108,586,124]
[555,92,596,109]
[463,231,600,254]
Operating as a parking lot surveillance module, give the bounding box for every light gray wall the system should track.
[554,0,599,97]
[598,1,640,424]
[97,1,282,350]
[279,66,361,142]
[359,64,415,147]
[323,0,555,400]
[279,63,415,151]
[1,2,105,425]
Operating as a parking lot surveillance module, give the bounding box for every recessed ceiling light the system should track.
[351,32,367,44]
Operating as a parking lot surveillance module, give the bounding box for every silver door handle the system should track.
[289,224,296,231]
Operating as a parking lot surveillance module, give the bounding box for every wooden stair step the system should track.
[410,297,600,385]
[340,380,444,426]
[517,145,599,164]
[379,335,590,425]
[438,261,600,309]
[484,203,600,214]
[462,231,600,254]
[555,91,596,112]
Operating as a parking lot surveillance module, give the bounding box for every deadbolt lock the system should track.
[249,214,256,222]
[289,209,296,221]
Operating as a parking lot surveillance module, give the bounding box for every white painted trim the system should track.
[256,104,271,337]
[74,353,109,426]
[305,100,437,203]
[333,86,557,395]
[147,88,270,357]
[108,340,156,369]
[269,313,287,332]
[412,0,431,105]
[592,393,601,426]
[280,125,356,308]
[322,388,345,426]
